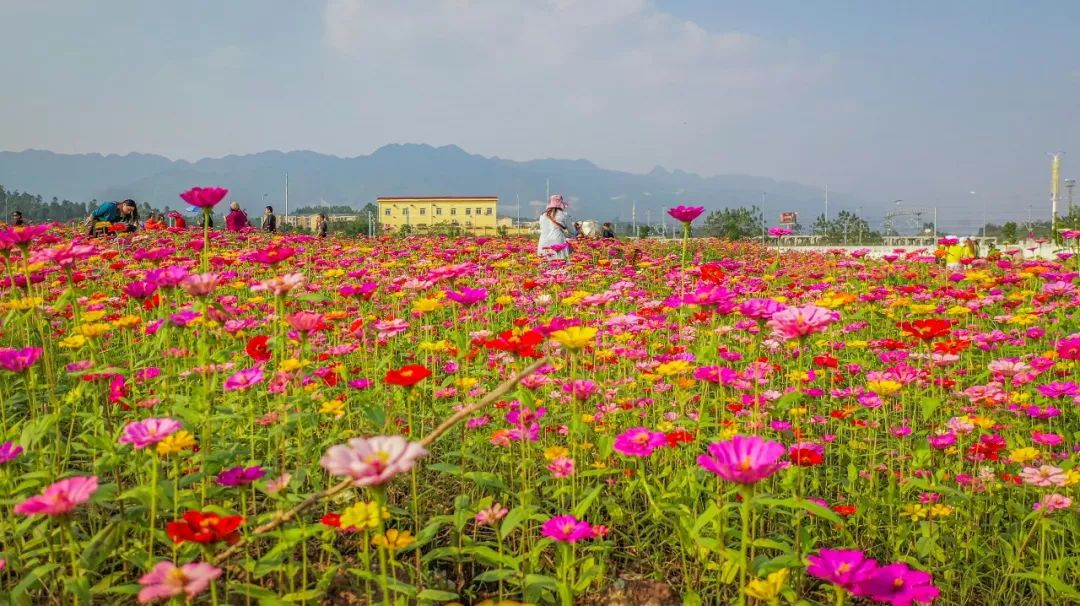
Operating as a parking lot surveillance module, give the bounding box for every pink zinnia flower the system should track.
[444,287,488,306]
[0,347,43,373]
[224,367,264,391]
[766,305,838,341]
[320,436,427,487]
[179,187,229,209]
[14,476,98,516]
[806,548,878,591]
[180,273,221,298]
[0,441,23,464]
[541,515,593,543]
[613,427,667,457]
[768,226,793,238]
[854,562,940,605]
[697,435,786,484]
[667,206,705,223]
[547,457,575,478]
[137,560,222,603]
[216,465,265,486]
[119,418,182,449]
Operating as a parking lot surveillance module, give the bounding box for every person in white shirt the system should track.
[537,194,570,259]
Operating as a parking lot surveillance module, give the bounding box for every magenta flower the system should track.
[1037,382,1078,399]
[444,288,488,306]
[854,562,940,605]
[547,457,575,478]
[123,280,159,300]
[179,187,229,209]
[224,367,264,391]
[613,427,667,457]
[927,432,957,450]
[739,298,787,321]
[216,465,266,486]
[320,436,428,487]
[766,305,839,341]
[541,515,593,543]
[0,224,51,247]
[697,435,786,484]
[14,476,98,516]
[119,418,182,450]
[806,548,878,591]
[0,347,43,373]
[0,441,23,464]
[768,226,793,238]
[137,560,222,604]
[667,206,705,223]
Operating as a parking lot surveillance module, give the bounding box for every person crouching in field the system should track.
[85,199,138,235]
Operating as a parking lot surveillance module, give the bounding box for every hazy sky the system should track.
[3,0,1080,224]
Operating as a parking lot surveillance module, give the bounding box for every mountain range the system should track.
[0,144,862,223]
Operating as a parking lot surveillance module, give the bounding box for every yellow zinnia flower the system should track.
[550,326,597,349]
[156,431,196,456]
[371,529,414,550]
[341,501,390,530]
[320,399,345,418]
[745,567,789,601]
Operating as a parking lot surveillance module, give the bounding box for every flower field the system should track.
[0,212,1079,605]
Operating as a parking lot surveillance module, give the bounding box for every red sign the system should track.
[780,212,798,224]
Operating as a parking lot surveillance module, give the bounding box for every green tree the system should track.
[1000,221,1018,244]
[700,206,763,239]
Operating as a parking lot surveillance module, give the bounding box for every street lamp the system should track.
[970,191,985,238]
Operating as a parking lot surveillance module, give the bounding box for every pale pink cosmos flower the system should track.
[14,476,98,516]
[251,273,305,297]
[1033,493,1073,513]
[320,436,427,487]
[1020,465,1068,487]
[119,418,182,450]
[475,503,509,526]
[265,473,292,495]
[137,560,222,603]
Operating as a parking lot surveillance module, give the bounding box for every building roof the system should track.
[377,196,498,201]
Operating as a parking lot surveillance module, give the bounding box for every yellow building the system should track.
[377,196,498,233]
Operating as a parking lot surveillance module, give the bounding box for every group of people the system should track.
[224,203,285,234]
[538,195,615,258]
[939,236,981,270]
[78,200,306,236]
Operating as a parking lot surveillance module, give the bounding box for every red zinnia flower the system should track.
[932,339,970,355]
[699,263,725,284]
[898,319,952,341]
[166,511,244,545]
[483,329,543,358]
[320,513,342,528]
[789,447,824,466]
[665,429,694,447]
[832,505,857,517]
[245,336,271,362]
[813,354,838,368]
[384,364,431,387]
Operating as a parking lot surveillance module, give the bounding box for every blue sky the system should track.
[3,0,1080,228]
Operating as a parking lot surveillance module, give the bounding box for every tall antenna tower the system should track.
[1050,153,1062,232]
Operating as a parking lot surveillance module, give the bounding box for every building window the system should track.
[450,208,457,216]
[402,208,408,216]
[465,208,471,216]
[476,208,482,215]
[485,208,492,216]
[435,207,443,216]
[384,208,391,216]
[419,208,425,215]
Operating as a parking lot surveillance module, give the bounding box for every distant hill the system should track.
[0,144,864,223]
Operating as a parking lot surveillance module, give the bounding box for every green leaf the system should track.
[919,397,943,419]
[500,506,532,540]
[473,569,517,583]
[572,485,603,518]
[12,563,61,601]
[416,589,460,602]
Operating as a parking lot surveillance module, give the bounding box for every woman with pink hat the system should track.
[538,194,570,259]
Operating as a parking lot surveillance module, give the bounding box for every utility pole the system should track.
[1067,179,1076,215]
[284,173,289,224]
[632,200,637,238]
[1050,153,1062,233]
[761,192,767,244]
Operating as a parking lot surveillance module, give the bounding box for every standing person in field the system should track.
[316,214,329,238]
[225,202,249,232]
[262,206,277,233]
[10,211,25,226]
[537,194,570,259]
[963,237,979,259]
[601,222,616,238]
